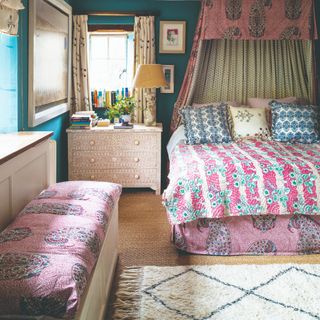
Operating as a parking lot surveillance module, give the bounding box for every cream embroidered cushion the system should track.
[229,106,270,140]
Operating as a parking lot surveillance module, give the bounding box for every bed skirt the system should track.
[173,214,320,256]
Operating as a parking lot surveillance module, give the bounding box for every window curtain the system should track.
[0,0,24,35]
[193,39,313,105]
[72,15,91,114]
[134,16,156,124]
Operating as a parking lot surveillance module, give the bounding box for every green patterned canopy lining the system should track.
[193,39,313,105]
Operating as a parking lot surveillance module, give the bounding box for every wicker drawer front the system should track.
[69,132,158,152]
[70,151,158,169]
[69,168,158,186]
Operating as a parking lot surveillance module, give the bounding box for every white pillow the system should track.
[229,105,270,140]
[167,125,186,158]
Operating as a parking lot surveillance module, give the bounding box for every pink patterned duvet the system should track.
[0,181,121,319]
[163,140,320,224]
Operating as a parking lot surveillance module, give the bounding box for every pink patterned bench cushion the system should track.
[0,181,121,319]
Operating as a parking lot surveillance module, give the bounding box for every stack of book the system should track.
[70,111,97,130]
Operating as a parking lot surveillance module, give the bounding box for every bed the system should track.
[163,127,320,256]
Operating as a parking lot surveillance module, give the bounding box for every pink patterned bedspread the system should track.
[163,140,320,224]
[0,181,121,319]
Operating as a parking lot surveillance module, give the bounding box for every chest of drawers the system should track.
[67,124,162,194]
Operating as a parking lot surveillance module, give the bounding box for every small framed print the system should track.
[159,21,186,54]
[161,65,174,94]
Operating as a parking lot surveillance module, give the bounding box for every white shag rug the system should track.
[114,264,320,320]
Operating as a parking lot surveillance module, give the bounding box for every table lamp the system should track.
[132,64,167,126]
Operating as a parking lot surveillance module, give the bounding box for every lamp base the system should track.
[144,91,157,126]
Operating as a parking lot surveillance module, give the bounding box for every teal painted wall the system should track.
[19,0,72,182]
[71,0,201,186]
[18,0,199,185]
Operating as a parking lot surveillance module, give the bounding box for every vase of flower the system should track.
[105,96,136,124]
[121,114,131,125]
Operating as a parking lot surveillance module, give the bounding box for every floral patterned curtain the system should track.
[134,16,156,124]
[202,0,317,40]
[72,15,91,114]
[170,5,205,131]
[0,0,24,35]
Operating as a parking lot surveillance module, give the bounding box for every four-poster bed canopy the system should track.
[171,0,318,131]
[163,0,320,257]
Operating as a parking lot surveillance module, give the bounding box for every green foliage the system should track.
[105,96,136,120]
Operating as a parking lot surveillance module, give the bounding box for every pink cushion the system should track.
[192,101,240,108]
[247,96,298,109]
[247,97,298,128]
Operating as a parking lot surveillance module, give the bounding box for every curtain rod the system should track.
[74,11,160,17]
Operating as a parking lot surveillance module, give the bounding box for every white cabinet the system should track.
[67,124,162,194]
[0,132,56,230]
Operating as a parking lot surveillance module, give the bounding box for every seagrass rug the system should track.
[113,264,320,320]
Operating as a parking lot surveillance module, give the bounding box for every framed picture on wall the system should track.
[161,65,174,94]
[159,21,186,54]
[28,0,72,127]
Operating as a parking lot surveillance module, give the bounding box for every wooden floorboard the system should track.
[105,190,320,319]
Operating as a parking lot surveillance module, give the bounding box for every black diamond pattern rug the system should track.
[113,264,320,320]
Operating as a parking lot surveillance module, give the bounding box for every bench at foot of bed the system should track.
[0,180,122,320]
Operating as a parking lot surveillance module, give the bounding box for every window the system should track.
[89,32,134,100]
[0,34,18,132]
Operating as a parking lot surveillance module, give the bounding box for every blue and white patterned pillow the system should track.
[181,104,232,145]
[270,101,320,144]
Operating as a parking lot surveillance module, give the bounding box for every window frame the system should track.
[88,30,134,93]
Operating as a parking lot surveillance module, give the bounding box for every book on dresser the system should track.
[66,123,162,194]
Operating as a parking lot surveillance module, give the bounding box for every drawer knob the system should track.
[90,158,95,163]
[90,175,95,180]
[134,140,140,145]
[134,157,140,163]
[135,174,140,180]
[89,140,95,146]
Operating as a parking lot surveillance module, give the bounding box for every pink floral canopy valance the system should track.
[201,0,317,40]
[170,0,318,131]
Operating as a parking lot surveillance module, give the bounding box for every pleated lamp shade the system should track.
[132,64,167,89]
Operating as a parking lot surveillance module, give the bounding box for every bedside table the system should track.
[67,124,162,194]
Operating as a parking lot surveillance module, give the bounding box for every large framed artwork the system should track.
[28,0,72,127]
[159,21,186,54]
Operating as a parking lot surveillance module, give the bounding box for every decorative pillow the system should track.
[270,101,320,144]
[181,104,232,145]
[247,96,298,109]
[192,101,240,108]
[247,97,299,128]
[229,106,270,140]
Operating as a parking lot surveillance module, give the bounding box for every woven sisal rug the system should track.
[114,264,320,320]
